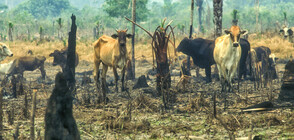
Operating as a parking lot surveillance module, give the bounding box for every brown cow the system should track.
[49,48,79,71]
[3,56,46,82]
[93,29,132,102]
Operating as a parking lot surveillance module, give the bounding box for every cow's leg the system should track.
[121,66,126,92]
[113,67,119,92]
[196,66,200,77]
[94,59,101,91]
[39,64,46,80]
[101,64,108,103]
[205,66,212,83]
[217,64,225,92]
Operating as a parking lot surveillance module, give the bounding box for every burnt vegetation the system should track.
[1,0,294,139]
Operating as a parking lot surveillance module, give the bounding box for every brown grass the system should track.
[248,34,294,59]
[1,34,293,65]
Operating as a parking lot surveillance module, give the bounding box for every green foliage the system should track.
[39,26,43,34]
[12,0,73,19]
[9,22,13,28]
[103,0,149,22]
[57,18,62,27]
[0,4,8,10]
[232,9,238,20]
[283,12,287,20]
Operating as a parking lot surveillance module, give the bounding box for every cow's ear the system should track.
[288,29,293,36]
[224,30,230,35]
[49,53,54,57]
[241,30,248,35]
[126,34,133,38]
[111,34,118,39]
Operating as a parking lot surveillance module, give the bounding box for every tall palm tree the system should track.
[213,0,223,39]
[186,0,194,76]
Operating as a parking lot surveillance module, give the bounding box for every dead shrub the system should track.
[134,94,159,112]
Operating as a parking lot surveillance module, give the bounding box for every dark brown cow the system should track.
[4,56,46,80]
[93,29,132,102]
[49,48,79,71]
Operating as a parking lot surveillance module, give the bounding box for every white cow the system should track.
[214,26,247,92]
[280,26,294,42]
[0,42,13,62]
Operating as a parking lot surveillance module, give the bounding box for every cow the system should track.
[0,42,13,62]
[176,38,215,82]
[213,25,248,92]
[280,26,294,42]
[238,39,251,80]
[177,37,250,83]
[93,29,132,103]
[1,56,46,84]
[49,48,79,71]
[247,49,262,89]
[247,46,278,87]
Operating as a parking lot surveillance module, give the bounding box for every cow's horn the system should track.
[116,29,119,32]
[125,29,128,32]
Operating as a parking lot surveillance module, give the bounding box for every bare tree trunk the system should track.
[213,0,223,118]
[30,90,37,140]
[255,0,260,33]
[213,0,223,39]
[206,1,211,32]
[8,24,13,42]
[196,0,204,34]
[0,88,3,140]
[53,21,55,37]
[187,0,194,76]
[130,0,136,80]
[93,27,97,40]
[65,14,77,94]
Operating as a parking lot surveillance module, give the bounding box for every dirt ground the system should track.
[1,56,294,140]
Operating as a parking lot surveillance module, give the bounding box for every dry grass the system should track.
[248,34,294,59]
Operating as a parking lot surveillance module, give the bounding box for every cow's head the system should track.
[280,27,293,38]
[176,37,190,54]
[49,50,66,67]
[0,42,13,57]
[224,26,248,47]
[111,29,133,47]
[269,53,278,67]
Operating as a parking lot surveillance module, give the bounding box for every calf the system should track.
[247,49,262,89]
[177,38,215,82]
[93,29,132,103]
[6,56,47,80]
[0,42,13,62]
[254,46,278,80]
[214,25,247,92]
[49,48,79,71]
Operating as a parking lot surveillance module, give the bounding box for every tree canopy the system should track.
[103,0,149,22]
[12,0,73,19]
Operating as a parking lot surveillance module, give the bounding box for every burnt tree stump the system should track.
[44,72,80,140]
[44,14,80,140]
[279,59,294,101]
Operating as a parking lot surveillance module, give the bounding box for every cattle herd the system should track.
[0,24,284,101]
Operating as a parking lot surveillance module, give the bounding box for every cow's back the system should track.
[94,35,117,66]
[15,56,45,71]
[189,38,215,68]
